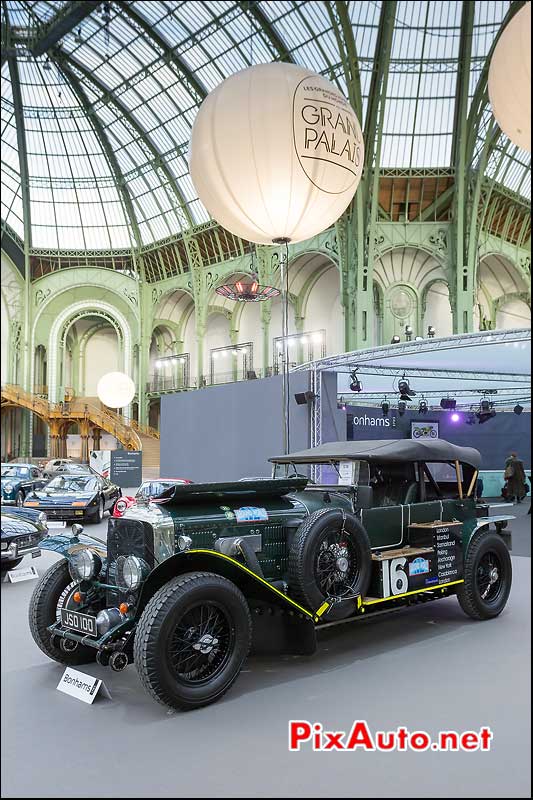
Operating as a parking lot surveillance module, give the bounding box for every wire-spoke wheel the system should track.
[134,572,251,710]
[289,508,372,620]
[458,532,512,620]
[167,602,234,686]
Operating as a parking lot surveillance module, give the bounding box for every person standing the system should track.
[504,452,527,504]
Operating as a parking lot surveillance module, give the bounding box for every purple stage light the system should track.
[451,412,460,422]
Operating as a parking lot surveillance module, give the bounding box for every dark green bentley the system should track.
[29,439,514,710]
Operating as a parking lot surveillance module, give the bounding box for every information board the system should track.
[110,450,142,488]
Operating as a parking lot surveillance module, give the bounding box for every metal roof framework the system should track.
[1,0,531,256]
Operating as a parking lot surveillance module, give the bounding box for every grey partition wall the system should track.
[160,372,312,482]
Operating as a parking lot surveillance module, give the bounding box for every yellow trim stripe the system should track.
[186,549,314,618]
[315,601,331,619]
[362,579,464,606]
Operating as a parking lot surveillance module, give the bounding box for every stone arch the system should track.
[47,301,132,404]
[422,280,453,339]
[477,253,531,330]
[374,247,449,342]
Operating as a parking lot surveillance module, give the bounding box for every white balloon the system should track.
[488,2,531,152]
[189,63,364,245]
[97,372,135,409]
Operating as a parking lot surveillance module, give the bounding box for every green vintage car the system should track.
[29,439,514,711]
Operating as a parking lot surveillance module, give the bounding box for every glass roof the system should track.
[1,0,530,252]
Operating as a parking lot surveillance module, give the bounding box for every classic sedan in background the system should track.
[112,478,191,517]
[23,473,121,523]
[1,463,48,506]
[1,507,48,572]
[42,459,95,479]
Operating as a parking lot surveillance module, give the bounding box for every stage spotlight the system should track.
[477,400,496,424]
[418,399,428,414]
[398,377,416,400]
[450,412,461,423]
[440,398,457,410]
[381,400,390,416]
[414,336,424,341]
[514,404,524,415]
[427,326,436,338]
[349,370,362,392]
[391,335,401,344]
[405,325,413,342]
[398,400,407,416]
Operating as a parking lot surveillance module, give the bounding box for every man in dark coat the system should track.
[504,453,527,503]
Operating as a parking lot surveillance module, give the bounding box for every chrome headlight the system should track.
[69,549,101,582]
[114,498,128,514]
[3,483,13,493]
[177,535,192,551]
[38,511,47,526]
[119,555,149,592]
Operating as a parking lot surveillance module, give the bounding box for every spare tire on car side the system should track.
[288,508,372,620]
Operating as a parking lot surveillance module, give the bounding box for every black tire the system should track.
[134,571,252,711]
[28,559,96,665]
[457,532,512,620]
[91,496,104,524]
[15,490,24,507]
[288,508,372,620]
[1,557,24,572]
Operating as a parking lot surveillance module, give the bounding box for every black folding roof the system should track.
[270,439,482,469]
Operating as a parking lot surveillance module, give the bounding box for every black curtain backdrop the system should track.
[346,406,531,470]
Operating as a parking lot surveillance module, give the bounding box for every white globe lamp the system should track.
[97,372,135,409]
[189,62,364,245]
[488,2,531,152]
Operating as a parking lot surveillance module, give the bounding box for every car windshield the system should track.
[136,480,178,498]
[274,460,371,486]
[47,476,97,492]
[1,466,29,478]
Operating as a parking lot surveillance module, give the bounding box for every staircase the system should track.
[1,385,160,469]
[137,433,161,479]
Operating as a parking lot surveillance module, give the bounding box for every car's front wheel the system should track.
[90,496,104,524]
[134,571,252,710]
[15,491,24,507]
[457,532,512,620]
[28,559,96,665]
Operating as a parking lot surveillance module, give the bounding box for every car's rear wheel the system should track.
[1,557,23,573]
[457,532,512,620]
[134,571,252,710]
[288,508,372,620]
[28,559,96,665]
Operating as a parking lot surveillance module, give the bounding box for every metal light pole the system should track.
[273,237,291,455]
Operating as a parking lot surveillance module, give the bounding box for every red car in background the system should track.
[112,478,192,517]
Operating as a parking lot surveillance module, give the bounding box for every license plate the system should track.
[74,510,84,515]
[61,608,97,637]
[47,521,66,529]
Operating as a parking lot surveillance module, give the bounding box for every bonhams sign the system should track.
[293,77,364,195]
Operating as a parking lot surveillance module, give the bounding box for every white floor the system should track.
[1,504,531,798]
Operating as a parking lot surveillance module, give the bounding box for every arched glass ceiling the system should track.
[1,0,531,252]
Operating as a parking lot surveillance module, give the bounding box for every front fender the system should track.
[136,549,316,656]
[41,532,107,558]
[138,549,313,619]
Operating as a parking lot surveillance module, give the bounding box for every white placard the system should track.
[338,461,355,485]
[47,520,66,529]
[57,667,112,705]
[7,565,39,583]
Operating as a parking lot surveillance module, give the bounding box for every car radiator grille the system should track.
[106,518,155,606]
